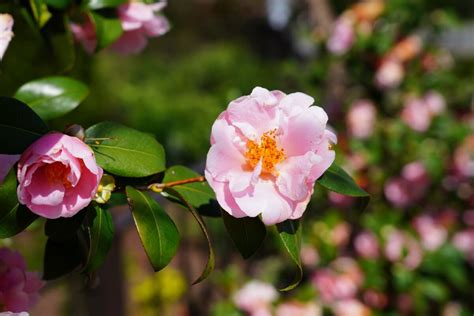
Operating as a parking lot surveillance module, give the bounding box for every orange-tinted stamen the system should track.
[244,129,285,175]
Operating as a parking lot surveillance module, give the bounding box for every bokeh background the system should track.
[1,0,474,315]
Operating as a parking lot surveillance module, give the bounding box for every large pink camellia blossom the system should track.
[0,14,14,60]
[17,133,103,219]
[0,248,43,313]
[205,87,336,225]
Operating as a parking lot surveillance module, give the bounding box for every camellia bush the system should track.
[0,0,370,314]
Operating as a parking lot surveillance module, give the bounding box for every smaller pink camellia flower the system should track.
[17,133,103,219]
[327,16,355,55]
[347,100,377,139]
[276,301,322,316]
[110,1,169,55]
[0,154,20,184]
[375,58,404,89]
[0,248,44,313]
[384,229,422,270]
[401,97,432,132]
[333,299,372,316]
[205,87,336,225]
[0,14,14,61]
[233,281,278,316]
[354,231,379,259]
[412,214,447,251]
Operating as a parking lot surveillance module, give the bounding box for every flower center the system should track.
[44,162,72,188]
[244,129,285,175]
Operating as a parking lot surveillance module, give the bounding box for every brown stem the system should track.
[148,176,206,192]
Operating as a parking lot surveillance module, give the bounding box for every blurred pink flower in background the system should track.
[454,135,474,178]
[463,210,474,226]
[385,161,429,207]
[205,87,336,225]
[70,17,96,54]
[329,191,354,208]
[347,100,377,139]
[384,229,422,269]
[412,214,447,251]
[327,16,355,55]
[0,154,20,184]
[331,222,351,247]
[0,248,43,313]
[424,90,446,114]
[301,245,319,267]
[233,281,278,316]
[452,229,474,263]
[0,312,29,316]
[401,97,432,132]
[71,1,169,55]
[0,14,14,60]
[363,289,388,309]
[333,299,372,316]
[375,58,404,89]
[110,1,169,55]
[355,231,379,259]
[17,133,103,219]
[442,302,462,316]
[276,301,322,316]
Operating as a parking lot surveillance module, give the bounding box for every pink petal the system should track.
[204,171,247,218]
[143,15,170,37]
[278,92,314,118]
[110,30,148,55]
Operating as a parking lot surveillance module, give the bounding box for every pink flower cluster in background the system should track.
[71,1,169,55]
[0,248,43,313]
[401,91,446,132]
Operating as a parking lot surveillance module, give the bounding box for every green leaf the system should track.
[44,209,87,241]
[126,186,179,271]
[162,165,219,217]
[221,210,266,259]
[85,122,166,177]
[45,0,72,9]
[87,0,127,10]
[0,169,38,238]
[82,205,114,273]
[29,0,52,28]
[89,12,123,51]
[43,235,85,280]
[0,97,48,154]
[166,187,215,284]
[317,163,370,210]
[15,76,89,120]
[276,219,302,291]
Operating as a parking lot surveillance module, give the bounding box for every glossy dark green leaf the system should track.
[15,76,89,120]
[221,210,266,259]
[317,163,370,210]
[126,186,179,271]
[0,169,38,238]
[83,205,114,273]
[276,219,302,291]
[0,97,48,154]
[43,235,84,280]
[87,0,127,10]
[162,165,219,217]
[45,0,72,9]
[85,122,166,177]
[166,187,215,284]
[45,208,87,241]
[89,12,123,51]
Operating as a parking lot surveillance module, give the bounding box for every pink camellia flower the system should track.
[454,135,474,178]
[0,14,13,61]
[333,299,372,316]
[71,1,169,55]
[401,98,432,132]
[110,1,169,55]
[412,214,447,251]
[385,161,429,207]
[347,100,377,139]
[0,248,44,313]
[276,301,322,316]
[327,16,355,55]
[0,154,20,184]
[354,231,379,259]
[424,91,446,114]
[384,177,411,208]
[375,58,404,89]
[384,229,422,270]
[233,281,278,316]
[17,133,103,219]
[205,87,336,225]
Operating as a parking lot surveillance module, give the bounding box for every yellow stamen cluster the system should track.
[45,162,72,188]
[245,130,285,175]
